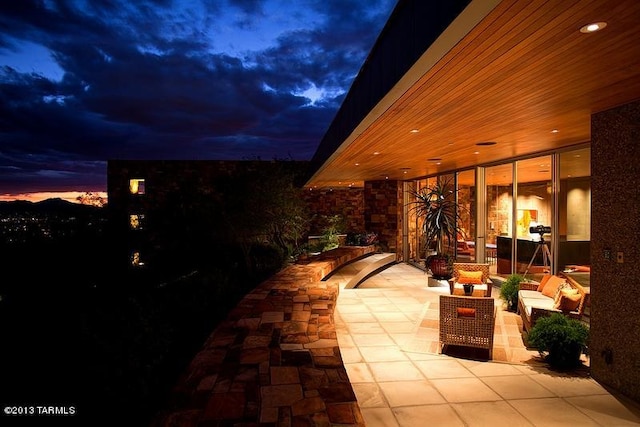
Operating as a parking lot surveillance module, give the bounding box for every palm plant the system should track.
[407,177,465,279]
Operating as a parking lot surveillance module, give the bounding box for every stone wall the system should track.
[590,99,640,402]
[153,246,376,426]
[364,180,403,256]
[301,188,365,235]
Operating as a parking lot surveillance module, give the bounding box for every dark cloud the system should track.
[0,0,396,193]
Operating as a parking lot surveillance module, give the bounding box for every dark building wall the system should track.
[590,100,640,402]
[106,160,310,271]
[364,180,403,256]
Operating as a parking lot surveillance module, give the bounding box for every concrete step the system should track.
[344,253,397,289]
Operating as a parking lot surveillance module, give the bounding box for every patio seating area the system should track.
[330,259,640,427]
[154,250,640,426]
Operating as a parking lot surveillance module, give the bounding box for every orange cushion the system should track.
[554,289,582,311]
[536,274,552,292]
[541,275,566,298]
[456,307,476,318]
[458,270,483,284]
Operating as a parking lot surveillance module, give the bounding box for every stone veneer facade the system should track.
[302,181,404,261]
[364,180,403,259]
[301,188,365,235]
[590,100,640,403]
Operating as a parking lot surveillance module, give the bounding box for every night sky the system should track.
[0,0,397,197]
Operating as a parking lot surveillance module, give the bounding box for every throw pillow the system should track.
[458,270,483,284]
[554,289,582,311]
[541,275,566,299]
[456,307,476,318]
[536,274,552,292]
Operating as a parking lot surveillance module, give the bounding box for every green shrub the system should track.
[499,274,524,311]
[527,313,589,369]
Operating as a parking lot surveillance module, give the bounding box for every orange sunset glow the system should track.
[0,191,108,204]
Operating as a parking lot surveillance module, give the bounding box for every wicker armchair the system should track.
[449,262,492,297]
[439,295,496,359]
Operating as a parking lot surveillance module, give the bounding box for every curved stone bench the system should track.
[153,246,377,426]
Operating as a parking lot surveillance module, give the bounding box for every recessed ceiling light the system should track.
[373,151,380,155]
[355,163,360,166]
[580,21,607,33]
[551,129,559,133]
[473,151,480,155]
[476,141,497,146]
[410,129,419,133]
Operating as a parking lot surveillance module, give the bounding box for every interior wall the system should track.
[590,99,640,403]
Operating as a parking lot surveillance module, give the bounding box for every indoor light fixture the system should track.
[580,21,607,33]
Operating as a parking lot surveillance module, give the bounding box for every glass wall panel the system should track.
[487,163,513,275]
[558,147,591,286]
[407,180,420,264]
[456,169,476,261]
[515,156,553,279]
[403,147,591,283]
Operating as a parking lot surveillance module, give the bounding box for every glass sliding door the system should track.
[515,156,553,279]
[487,163,513,275]
[558,147,591,286]
[403,147,590,281]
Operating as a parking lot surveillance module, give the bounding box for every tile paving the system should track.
[154,250,640,426]
[328,261,640,427]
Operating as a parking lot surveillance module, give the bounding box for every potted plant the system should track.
[527,313,589,370]
[500,274,524,311]
[407,177,465,280]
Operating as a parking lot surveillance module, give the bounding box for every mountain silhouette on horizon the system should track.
[0,197,103,215]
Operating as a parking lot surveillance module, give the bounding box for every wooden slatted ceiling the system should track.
[306,0,640,189]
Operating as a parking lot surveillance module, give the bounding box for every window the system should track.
[131,251,144,267]
[129,214,145,230]
[129,178,146,195]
